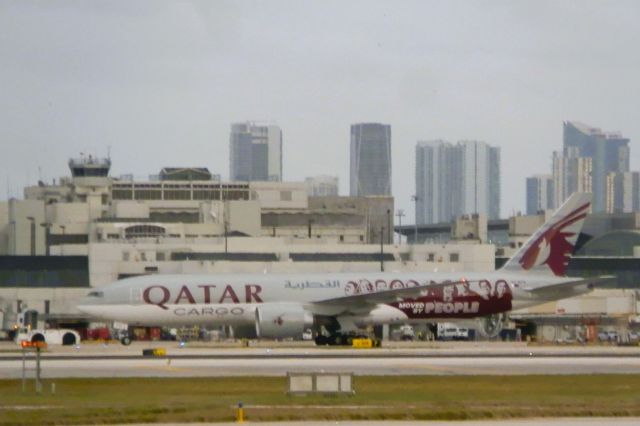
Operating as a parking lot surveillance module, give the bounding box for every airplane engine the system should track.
[476,313,505,338]
[255,303,313,339]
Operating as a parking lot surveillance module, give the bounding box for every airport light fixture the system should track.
[410,195,419,244]
[395,209,405,244]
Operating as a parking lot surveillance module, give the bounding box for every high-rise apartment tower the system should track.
[415,140,500,224]
[229,122,282,182]
[526,174,554,215]
[562,121,629,212]
[350,123,392,196]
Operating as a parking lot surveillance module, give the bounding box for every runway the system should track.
[1,342,639,378]
[2,355,640,378]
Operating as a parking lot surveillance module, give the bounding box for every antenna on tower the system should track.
[107,145,111,160]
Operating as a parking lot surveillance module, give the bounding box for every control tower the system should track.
[68,155,111,178]
[67,156,112,220]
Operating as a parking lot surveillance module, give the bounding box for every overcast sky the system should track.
[1,1,639,222]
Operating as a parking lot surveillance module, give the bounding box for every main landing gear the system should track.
[314,333,351,346]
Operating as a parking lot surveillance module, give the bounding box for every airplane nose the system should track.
[77,302,111,320]
[76,302,97,315]
[77,290,108,316]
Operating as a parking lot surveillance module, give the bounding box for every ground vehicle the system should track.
[398,324,415,341]
[15,328,81,346]
[597,330,620,343]
[437,323,469,341]
[455,327,469,340]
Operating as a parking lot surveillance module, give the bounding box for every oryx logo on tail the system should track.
[501,192,592,277]
[519,201,590,276]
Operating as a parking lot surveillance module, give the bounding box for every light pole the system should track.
[395,209,405,244]
[380,226,384,272]
[386,209,391,244]
[410,196,419,244]
[308,218,314,239]
[26,216,35,256]
[224,219,228,254]
[222,192,229,254]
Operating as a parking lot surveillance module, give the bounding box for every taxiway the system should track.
[1,341,638,378]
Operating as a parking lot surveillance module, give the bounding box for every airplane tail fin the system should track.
[500,192,592,277]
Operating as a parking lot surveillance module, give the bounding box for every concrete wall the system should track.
[410,242,496,272]
[452,214,488,242]
[48,202,91,224]
[0,202,8,255]
[250,181,308,209]
[110,201,149,219]
[309,196,394,244]
[7,199,46,255]
[228,200,261,236]
[260,225,365,243]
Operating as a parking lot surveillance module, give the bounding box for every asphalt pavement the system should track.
[1,340,639,378]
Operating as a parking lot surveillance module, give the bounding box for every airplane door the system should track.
[130,288,143,304]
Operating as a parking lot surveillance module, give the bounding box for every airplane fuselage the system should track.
[78,271,588,327]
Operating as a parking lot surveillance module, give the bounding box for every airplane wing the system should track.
[522,276,616,294]
[314,275,614,310]
[314,280,464,307]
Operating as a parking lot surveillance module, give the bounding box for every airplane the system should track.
[77,192,608,345]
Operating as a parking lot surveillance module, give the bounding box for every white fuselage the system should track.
[77,271,590,328]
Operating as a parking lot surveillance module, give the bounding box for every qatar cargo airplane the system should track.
[78,192,608,345]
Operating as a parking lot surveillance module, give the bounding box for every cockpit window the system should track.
[87,291,104,298]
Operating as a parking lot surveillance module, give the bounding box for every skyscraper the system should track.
[563,121,629,212]
[415,140,456,224]
[229,122,282,182]
[415,140,500,224]
[606,171,640,213]
[526,175,554,215]
[457,141,501,220]
[552,148,593,208]
[350,123,391,196]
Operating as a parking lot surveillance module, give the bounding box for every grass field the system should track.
[1,375,640,425]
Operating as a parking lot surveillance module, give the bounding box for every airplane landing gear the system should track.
[314,335,328,345]
[315,333,348,346]
[313,319,374,346]
[315,332,368,346]
[329,333,345,346]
